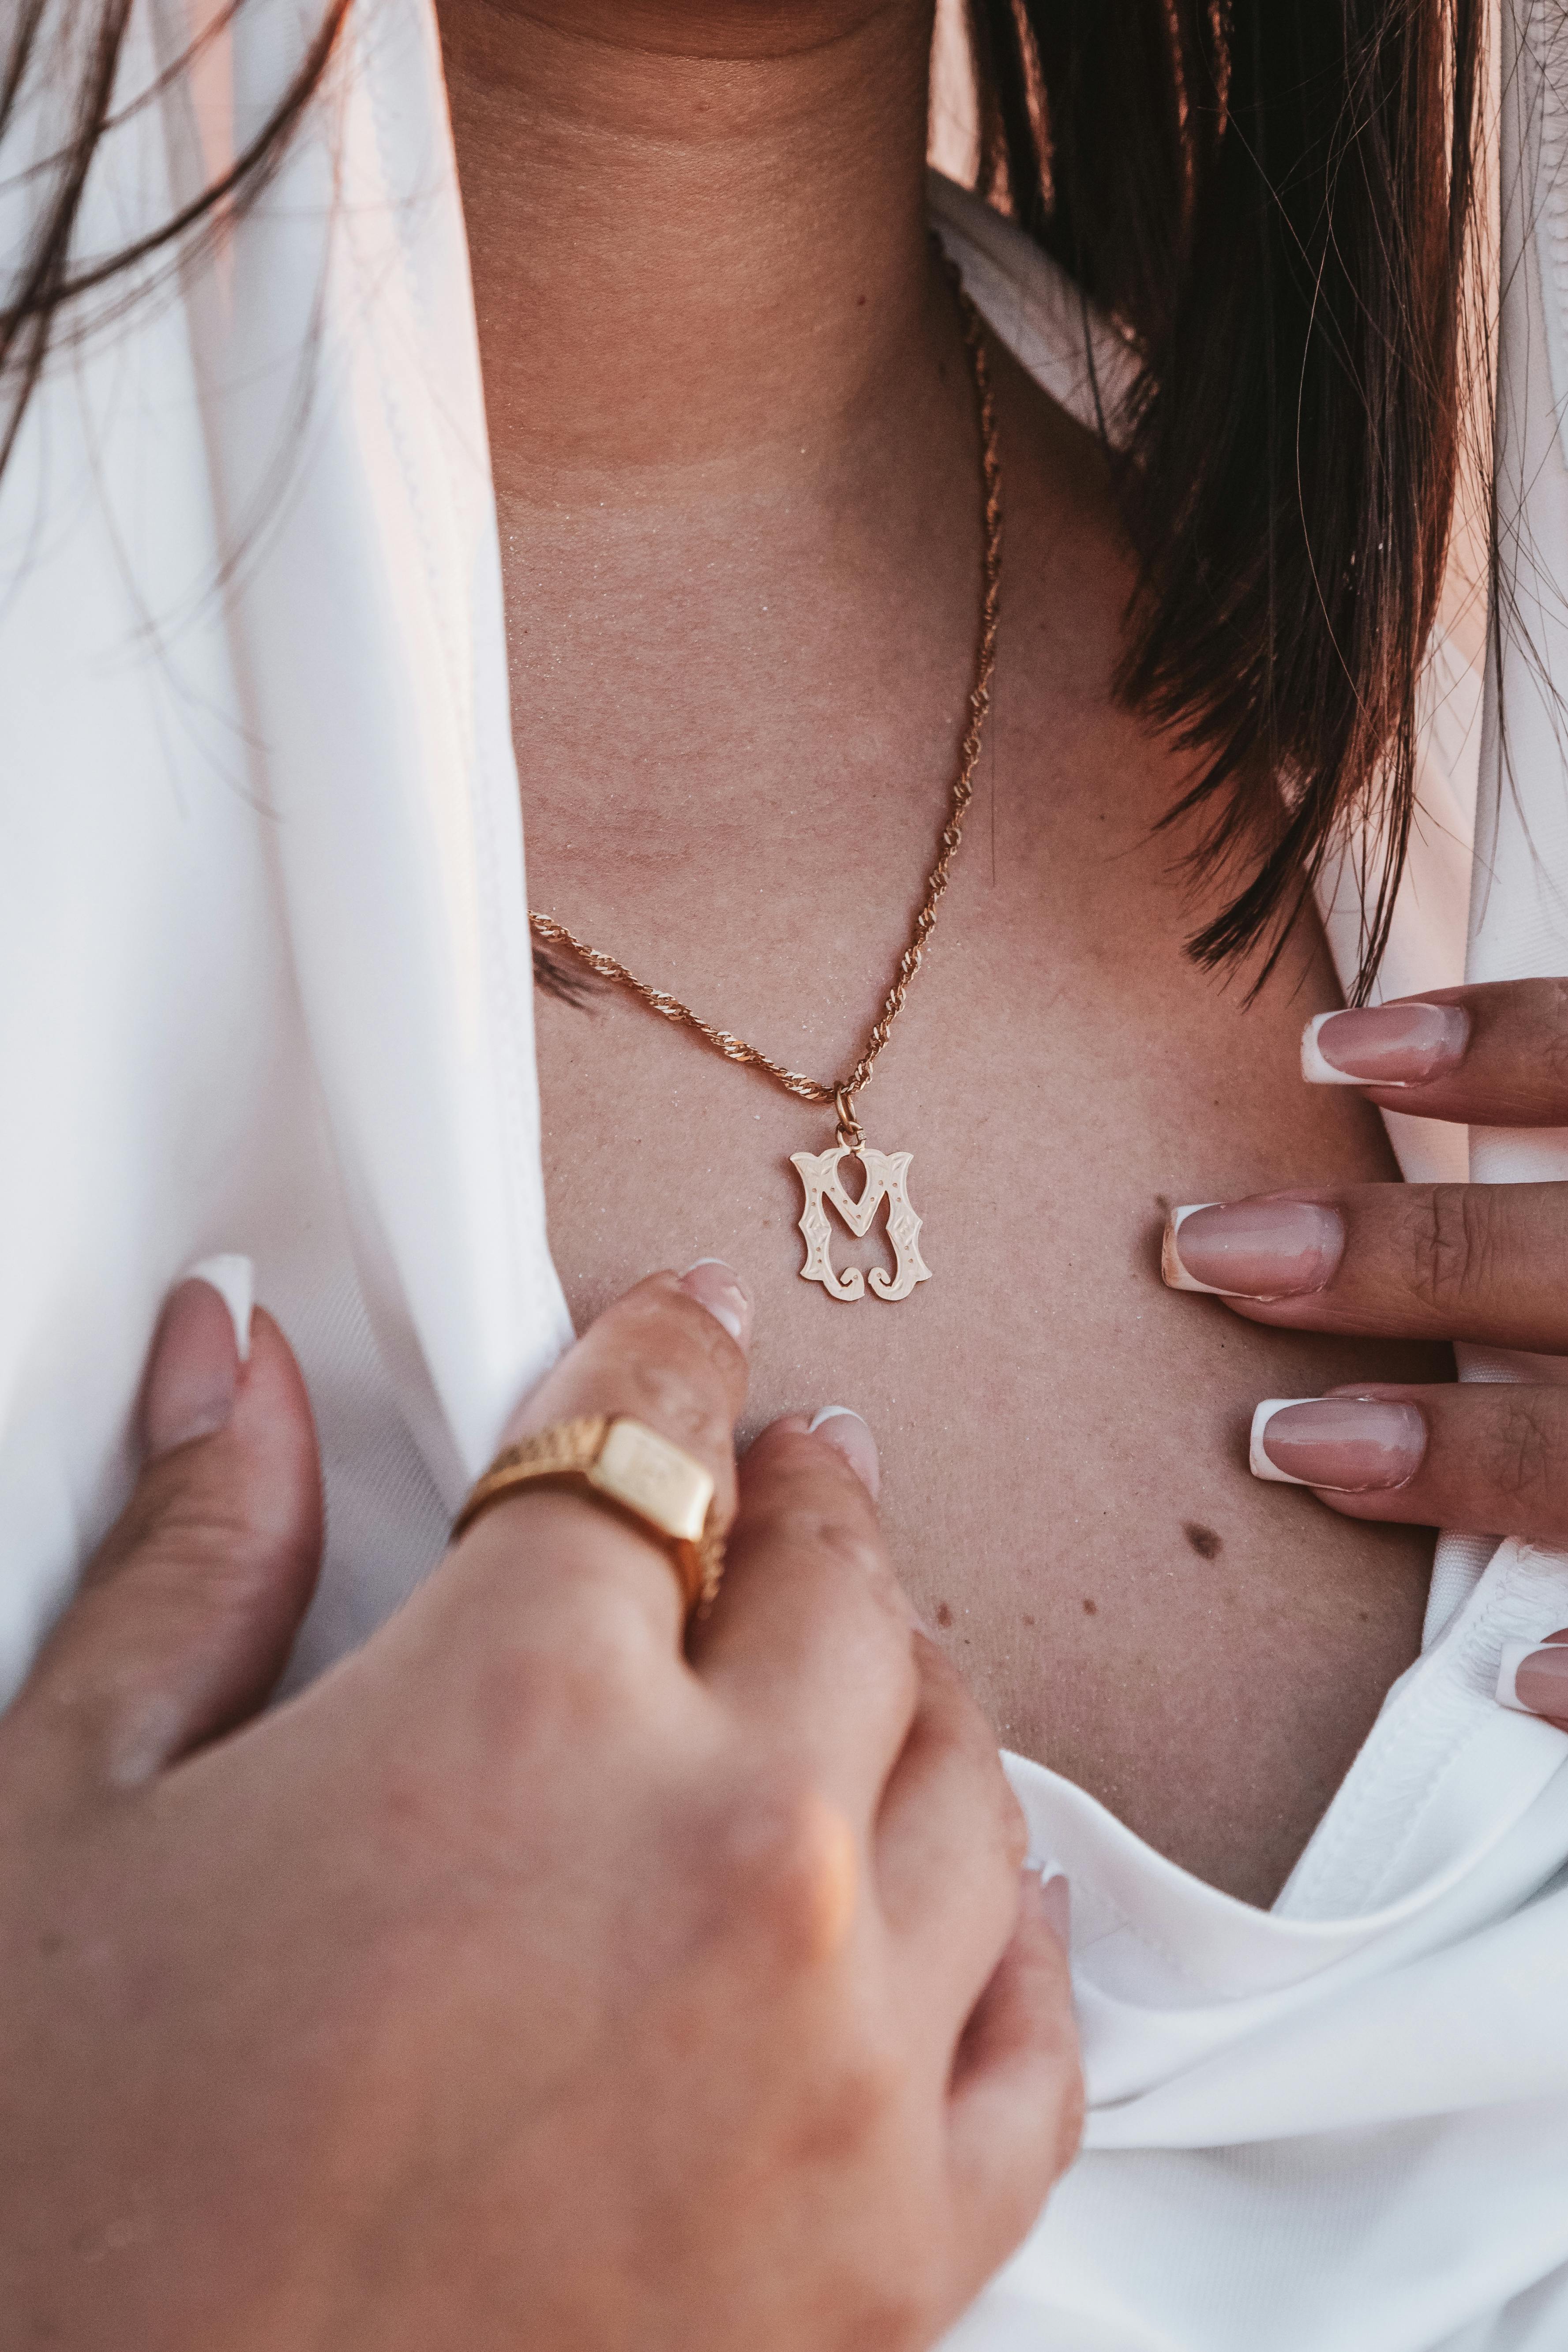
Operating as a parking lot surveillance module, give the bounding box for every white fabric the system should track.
[4,3,1568,2343]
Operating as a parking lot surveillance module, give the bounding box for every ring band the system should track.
[452,1414,727,1613]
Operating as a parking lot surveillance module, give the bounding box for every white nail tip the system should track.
[1161,1203,1227,1293]
[181,1253,255,1363]
[1497,1640,1543,1714]
[1300,1013,1367,1085]
[808,1406,868,1434]
[1248,1399,1320,1484]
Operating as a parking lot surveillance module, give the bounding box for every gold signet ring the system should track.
[451,1415,727,1613]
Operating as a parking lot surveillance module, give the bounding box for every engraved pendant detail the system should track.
[789,1144,932,1303]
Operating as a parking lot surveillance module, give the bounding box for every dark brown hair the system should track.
[3,0,1483,994]
[972,0,1485,992]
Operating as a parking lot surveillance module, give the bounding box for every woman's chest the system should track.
[528,736,1442,1906]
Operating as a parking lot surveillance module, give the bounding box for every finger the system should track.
[1163,1182,1568,1352]
[1248,1380,1568,1549]
[803,1403,881,1500]
[874,1633,1029,2014]
[692,1415,921,1817]
[5,1272,323,1793]
[1497,1628,1568,1730]
[944,1869,1083,2299]
[450,1263,751,1648]
[1301,979,1568,1125]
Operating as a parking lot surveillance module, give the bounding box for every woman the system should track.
[6,0,1568,2342]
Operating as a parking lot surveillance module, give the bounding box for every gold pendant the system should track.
[790,1142,932,1303]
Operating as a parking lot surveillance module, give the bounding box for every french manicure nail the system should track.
[1302,1001,1470,1088]
[679,1259,751,1349]
[1162,1198,1344,1298]
[1249,1396,1427,1490]
[184,1253,255,1362]
[807,1405,880,1500]
[143,1257,254,1458]
[1497,1631,1568,1718]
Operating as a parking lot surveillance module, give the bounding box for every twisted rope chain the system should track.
[528,266,1002,1152]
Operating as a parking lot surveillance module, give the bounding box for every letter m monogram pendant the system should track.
[789,1144,933,1303]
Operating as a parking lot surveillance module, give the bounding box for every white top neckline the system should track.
[6,4,1568,2343]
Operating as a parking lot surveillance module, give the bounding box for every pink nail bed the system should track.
[1302,1001,1470,1087]
[1163,1197,1345,1298]
[679,1259,751,1346]
[1497,1632,1568,1720]
[1249,1397,1427,1491]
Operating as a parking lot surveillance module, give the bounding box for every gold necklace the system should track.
[529,271,1001,1305]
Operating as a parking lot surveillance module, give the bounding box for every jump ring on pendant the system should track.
[834,1087,863,1151]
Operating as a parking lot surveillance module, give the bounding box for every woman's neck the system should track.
[438,0,940,506]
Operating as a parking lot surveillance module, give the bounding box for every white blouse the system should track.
[5,3,1568,2344]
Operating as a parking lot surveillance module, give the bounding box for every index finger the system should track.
[1301,979,1568,1125]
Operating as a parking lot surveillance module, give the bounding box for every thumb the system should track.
[12,1264,323,1792]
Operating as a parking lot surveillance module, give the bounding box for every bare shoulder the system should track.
[977,326,1408,1203]
[983,334,1202,841]
[988,336,1133,657]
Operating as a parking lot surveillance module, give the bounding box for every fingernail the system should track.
[807,1405,880,1500]
[143,1257,254,1458]
[1497,1630,1568,1718]
[1162,1198,1344,1298]
[679,1259,751,1350]
[184,1253,255,1360]
[1024,1863,1071,1952]
[1249,1396,1427,1490]
[1303,1001,1470,1087]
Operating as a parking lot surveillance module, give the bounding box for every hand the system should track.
[0,1260,1080,2351]
[1160,979,1568,1730]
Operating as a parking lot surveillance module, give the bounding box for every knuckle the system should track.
[747,1464,915,1666]
[615,1352,731,1463]
[708,1775,862,1969]
[110,1463,242,1564]
[767,1492,884,1587]
[109,1481,296,1613]
[629,1276,737,1375]
[1539,987,1568,1088]
[1399,1185,1492,1314]
[1484,1394,1562,1507]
